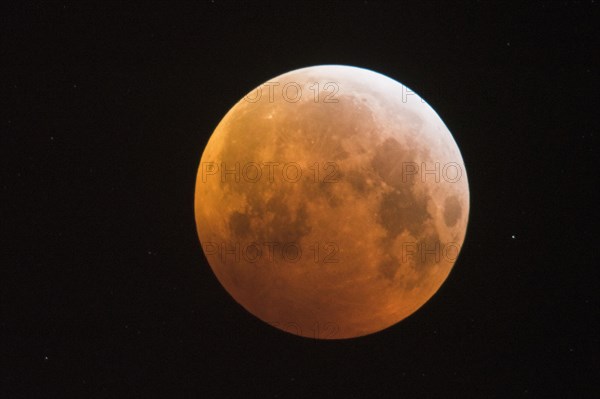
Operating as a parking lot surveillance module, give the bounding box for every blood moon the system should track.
[194,65,469,339]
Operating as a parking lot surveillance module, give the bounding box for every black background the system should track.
[2,1,598,397]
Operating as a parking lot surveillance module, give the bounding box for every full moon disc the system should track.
[194,65,469,339]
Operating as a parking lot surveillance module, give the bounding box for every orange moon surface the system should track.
[194,65,469,339]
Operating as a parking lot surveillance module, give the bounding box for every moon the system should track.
[194,65,469,339]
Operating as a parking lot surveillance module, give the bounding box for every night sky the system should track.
[3,1,598,397]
